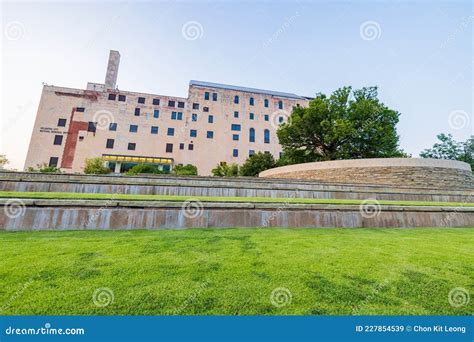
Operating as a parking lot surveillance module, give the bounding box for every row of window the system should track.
[107,94,186,108]
[53,126,270,144]
[203,92,284,109]
[103,138,267,158]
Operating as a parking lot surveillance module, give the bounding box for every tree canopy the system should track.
[239,152,276,177]
[277,86,406,164]
[420,133,474,170]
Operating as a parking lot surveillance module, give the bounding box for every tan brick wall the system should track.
[25,84,309,175]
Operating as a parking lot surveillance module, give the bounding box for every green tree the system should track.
[0,155,9,169]
[83,158,112,174]
[239,152,276,176]
[173,164,198,176]
[125,163,164,176]
[277,86,405,164]
[420,134,474,170]
[211,163,239,177]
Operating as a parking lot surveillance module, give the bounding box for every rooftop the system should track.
[189,80,306,100]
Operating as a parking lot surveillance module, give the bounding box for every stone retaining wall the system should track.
[259,158,474,188]
[1,172,473,203]
[1,199,473,230]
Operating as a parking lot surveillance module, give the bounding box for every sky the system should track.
[1,0,472,170]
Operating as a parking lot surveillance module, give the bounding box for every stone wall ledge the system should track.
[1,198,474,212]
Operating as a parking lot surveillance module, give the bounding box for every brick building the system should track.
[25,51,310,175]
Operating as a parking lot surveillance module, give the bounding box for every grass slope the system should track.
[1,191,473,207]
[0,228,472,315]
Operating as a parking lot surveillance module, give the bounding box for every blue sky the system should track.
[1,0,472,169]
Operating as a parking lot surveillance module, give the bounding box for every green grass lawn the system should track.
[1,191,473,207]
[0,228,472,315]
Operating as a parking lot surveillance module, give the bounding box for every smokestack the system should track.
[104,50,120,90]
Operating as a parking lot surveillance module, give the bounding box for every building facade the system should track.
[25,51,310,175]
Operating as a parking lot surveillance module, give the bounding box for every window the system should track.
[249,150,255,157]
[249,113,254,120]
[188,144,194,151]
[153,110,160,118]
[264,129,270,144]
[153,98,160,105]
[279,116,284,123]
[109,123,117,131]
[234,111,239,118]
[108,94,116,101]
[204,92,210,100]
[166,143,173,153]
[207,131,214,139]
[233,149,238,157]
[193,103,199,110]
[264,114,269,121]
[87,122,97,132]
[212,93,218,101]
[278,100,283,109]
[208,115,214,123]
[57,118,67,127]
[118,94,126,102]
[249,128,255,143]
[151,126,159,134]
[138,97,145,104]
[168,100,175,107]
[76,107,85,112]
[190,129,197,138]
[234,95,239,104]
[249,97,254,106]
[231,124,241,131]
[179,143,185,150]
[172,111,183,120]
[134,108,140,116]
[128,143,136,150]
[106,139,114,149]
[178,101,185,108]
[171,111,177,120]
[53,135,63,145]
[203,107,209,112]
[167,128,175,136]
[129,125,138,133]
[192,113,198,122]
[264,99,269,107]
[49,157,58,167]
[233,134,239,141]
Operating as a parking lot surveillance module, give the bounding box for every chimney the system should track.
[104,50,120,90]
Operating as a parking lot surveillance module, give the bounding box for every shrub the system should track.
[211,163,239,177]
[239,152,276,177]
[125,163,164,176]
[83,158,112,174]
[27,163,62,173]
[173,164,198,176]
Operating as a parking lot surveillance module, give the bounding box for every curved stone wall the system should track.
[259,158,474,188]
